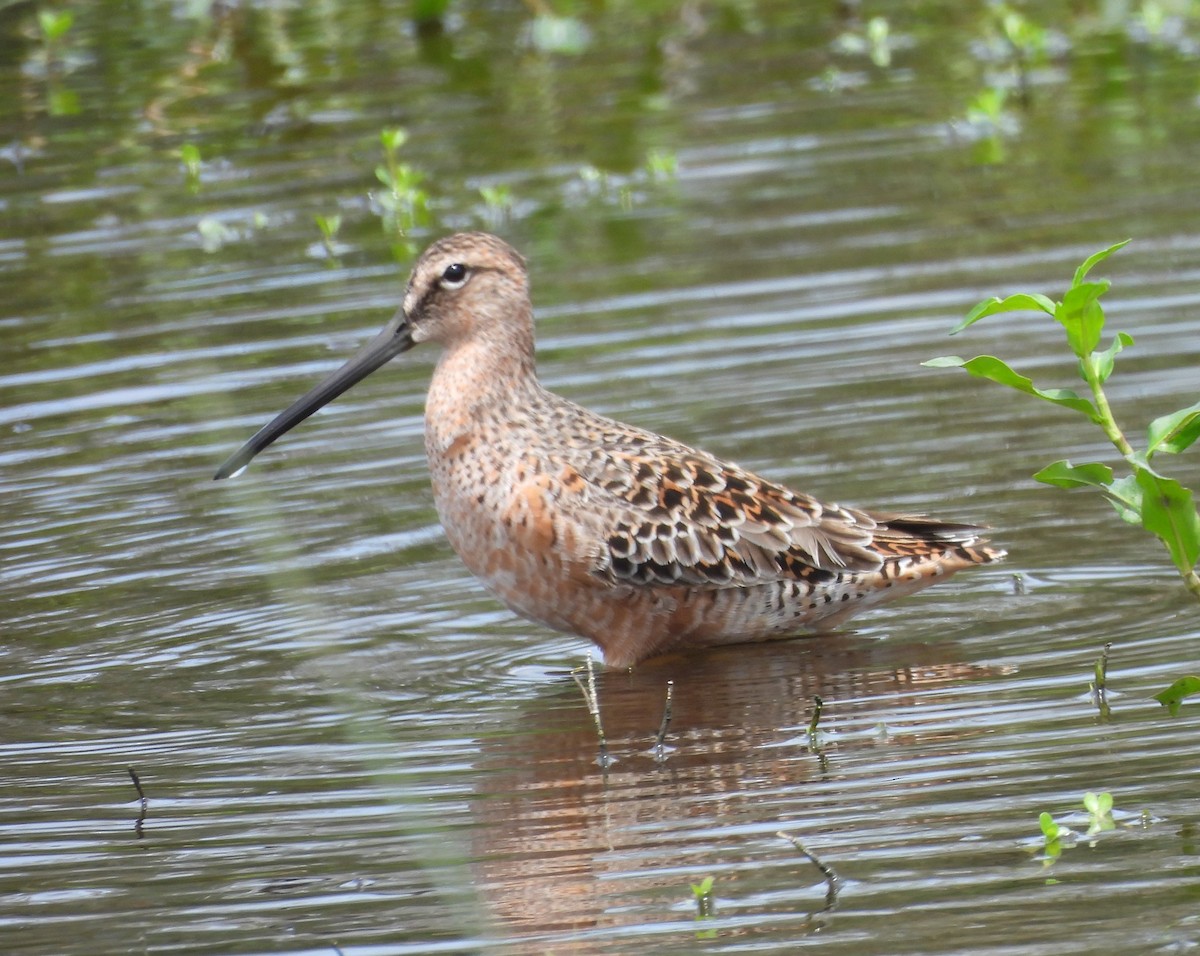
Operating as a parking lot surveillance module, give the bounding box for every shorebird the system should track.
[215,232,1004,667]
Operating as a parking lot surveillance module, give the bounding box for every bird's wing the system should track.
[549,435,888,589]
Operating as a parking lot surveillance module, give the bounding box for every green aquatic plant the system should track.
[34,7,79,115]
[374,127,430,255]
[1153,675,1200,715]
[690,875,716,939]
[643,148,678,182]
[994,2,1050,100]
[925,241,1200,602]
[314,213,342,260]
[833,15,893,68]
[38,8,74,48]
[574,149,679,214]
[1083,791,1115,836]
[179,142,202,191]
[478,183,513,226]
[966,86,1008,127]
[957,84,1019,164]
[996,3,1049,59]
[1038,792,1119,869]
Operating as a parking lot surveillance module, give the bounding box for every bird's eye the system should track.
[440,263,468,289]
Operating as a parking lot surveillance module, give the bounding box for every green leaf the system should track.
[922,355,1100,422]
[38,9,74,41]
[1057,281,1109,358]
[1134,467,1200,572]
[1103,475,1143,525]
[379,127,408,152]
[1094,331,1134,383]
[1033,459,1114,490]
[1072,239,1131,288]
[923,356,966,368]
[1084,790,1116,835]
[314,213,341,236]
[1153,675,1200,716]
[952,293,1056,334]
[1147,400,1200,457]
[1039,812,1061,840]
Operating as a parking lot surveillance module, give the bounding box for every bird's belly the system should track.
[427,458,682,657]
[430,475,845,664]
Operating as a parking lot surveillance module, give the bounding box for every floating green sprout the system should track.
[995,3,1049,77]
[314,213,342,260]
[966,86,1008,127]
[179,143,202,191]
[1038,810,1070,864]
[644,148,678,182]
[38,9,74,49]
[925,241,1200,602]
[1039,792,1135,866]
[478,184,513,225]
[1083,791,1115,836]
[35,8,79,115]
[833,15,893,68]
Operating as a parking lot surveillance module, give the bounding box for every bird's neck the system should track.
[424,332,543,455]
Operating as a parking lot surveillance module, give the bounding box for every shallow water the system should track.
[3,2,1200,953]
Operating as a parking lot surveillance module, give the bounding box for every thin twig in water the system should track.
[806,696,830,774]
[1090,642,1113,718]
[776,831,841,912]
[128,767,148,837]
[1094,642,1112,691]
[572,653,613,769]
[806,696,823,743]
[653,679,674,762]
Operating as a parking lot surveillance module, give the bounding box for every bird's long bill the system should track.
[213,310,415,480]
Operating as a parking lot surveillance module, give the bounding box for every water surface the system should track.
[3,2,1200,953]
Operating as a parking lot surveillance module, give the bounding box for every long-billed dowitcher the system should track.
[215,232,1004,666]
